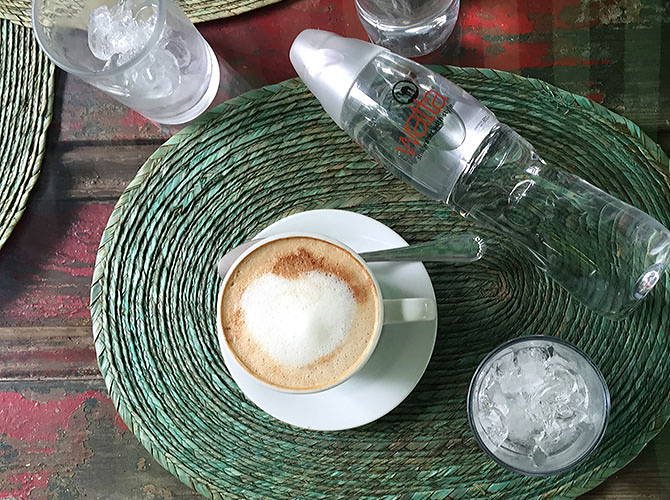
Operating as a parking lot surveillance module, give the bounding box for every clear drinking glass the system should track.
[354,0,460,57]
[468,336,610,476]
[32,0,220,124]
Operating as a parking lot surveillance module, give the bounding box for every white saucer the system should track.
[220,209,437,431]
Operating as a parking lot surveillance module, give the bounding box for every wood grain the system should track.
[0,376,666,499]
[0,380,199,499]
[53,0,670,143]
[583,424,670,498]
[0,144,152,328]
[0,327,97,381]
[37,142,160,201]
[0,201,113,327]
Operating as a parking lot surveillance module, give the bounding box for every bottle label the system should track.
[340,51,498,200]
[392,84,467,159]
[394,86,447,156]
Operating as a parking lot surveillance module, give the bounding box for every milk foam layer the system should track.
[241,271,355,367]
[220,236,380,391]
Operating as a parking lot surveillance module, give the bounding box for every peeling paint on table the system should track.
[0,382,198,499]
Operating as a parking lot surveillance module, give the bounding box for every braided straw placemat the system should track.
[0,19,54,251]
[91,67,670,498]
[0,0,285,27]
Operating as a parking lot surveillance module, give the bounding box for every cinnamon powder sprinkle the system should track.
[271,247,370,303]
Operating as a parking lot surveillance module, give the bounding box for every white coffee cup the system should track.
[216,232,437,394]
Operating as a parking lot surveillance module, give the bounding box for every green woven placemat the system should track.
[0,19,54,251]
[0,0,285,27]
[91,67,670,499]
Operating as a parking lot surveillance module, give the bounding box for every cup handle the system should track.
[382,298,436,325]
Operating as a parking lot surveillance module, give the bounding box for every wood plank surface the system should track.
[0,330,667,498]
[0,327,96,381]
[1,0,668,497]
[0,380,199,499]
[583,425,670,498]
[55,0,670,142]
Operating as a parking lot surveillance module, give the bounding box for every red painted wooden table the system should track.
[1,0,669,497]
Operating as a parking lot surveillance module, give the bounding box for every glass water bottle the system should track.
[290,30,670,317]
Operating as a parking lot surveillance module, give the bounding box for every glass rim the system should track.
[31,0,167,78]
[466,335,611,477]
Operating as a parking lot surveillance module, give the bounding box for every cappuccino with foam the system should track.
[220,236,380,391]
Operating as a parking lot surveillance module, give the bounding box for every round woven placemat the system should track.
[0,19,54,251]
[0,0,285,27]
[91,67,670,499]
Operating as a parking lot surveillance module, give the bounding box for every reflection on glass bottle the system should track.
[291,31,670,317]
[451,127,670,316]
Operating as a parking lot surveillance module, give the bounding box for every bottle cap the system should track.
[290,29,384,128]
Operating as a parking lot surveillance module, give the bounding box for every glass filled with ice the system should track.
[468,336,610,476]
[32,0,220,124]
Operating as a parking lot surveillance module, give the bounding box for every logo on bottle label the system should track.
[392,81,419,104]
[394,84,449,157]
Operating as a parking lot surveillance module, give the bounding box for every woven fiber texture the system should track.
[91,67,670,499]
[0,19,54,251]
[0,0,285,27]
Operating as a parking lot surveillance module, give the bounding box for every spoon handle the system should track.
[359,234,485,263]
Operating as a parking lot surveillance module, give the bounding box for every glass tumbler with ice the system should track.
[468,336,610,476]
[32,0,220,124]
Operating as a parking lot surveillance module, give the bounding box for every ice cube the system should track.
[514,347,548,396]
[506,403,543,451]
[538,422,580,456]
[476,343,598,463]
[127,49,180,98]
[88,7,117,61]
[478,380,510,416]
[164,36,192,69]
[531,445,548,467]
[489,382,509,415]
[515,346,551,365]
[495,352,521,395]
[134,4,156,24]
[88,1,157,65]
[479,407,508,448]
[548,364,578,392]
